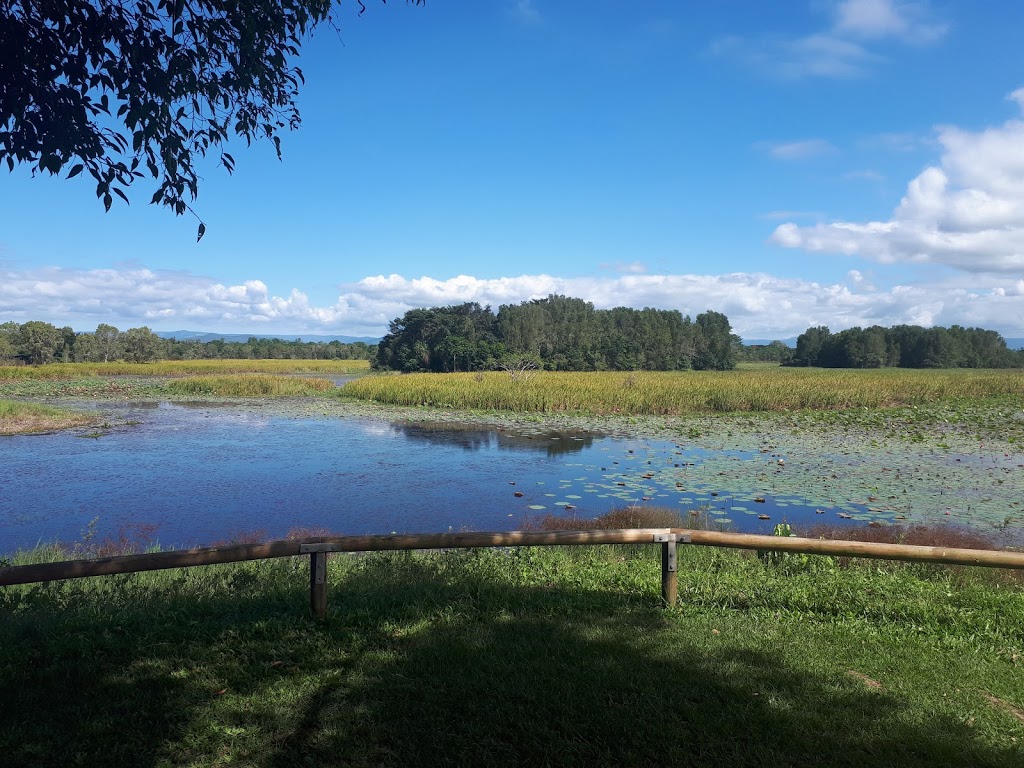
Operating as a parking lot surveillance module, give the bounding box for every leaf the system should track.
[112,187,130,205]
[197,222,206,242]
[66,164,84,179]
[103,193,112,212]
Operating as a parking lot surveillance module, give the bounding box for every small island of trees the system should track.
[374,295,737,373]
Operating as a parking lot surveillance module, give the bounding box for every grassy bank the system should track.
[2,542,1023,767]
[0,358,370,380]
[165,374,335,397]
[0,398,95,435]
[343,368,1024,415]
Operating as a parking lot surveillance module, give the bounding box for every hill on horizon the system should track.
[155,330,381,345]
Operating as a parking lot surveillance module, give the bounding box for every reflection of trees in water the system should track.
[395,422,596,455]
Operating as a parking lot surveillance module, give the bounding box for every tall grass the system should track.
[0,398,94,434]
[343,368,1024,415]
[0,358,370,380]
[165,374,335,397]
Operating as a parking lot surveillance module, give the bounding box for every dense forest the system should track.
[0,322,375,365]
[374,295,737,372]
[788,324,1022,368]
[4,314,1019,371]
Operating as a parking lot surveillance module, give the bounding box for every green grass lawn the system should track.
[2,545,1023,767]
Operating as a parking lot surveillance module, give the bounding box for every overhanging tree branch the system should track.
[0,0,423,240]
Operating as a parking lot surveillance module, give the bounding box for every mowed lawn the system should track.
[2,545,1023,767]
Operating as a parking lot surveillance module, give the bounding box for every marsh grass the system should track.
[343,368,1024,415]
[2,540,1023,767]
[524,504,696,531]
[0,398,95,435]
[165,374,335,397]
[0,358,370,380]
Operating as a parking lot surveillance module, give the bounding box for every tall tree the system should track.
[121,326,163,362]
[693,311,735,371]
[793,326,831,366]
[93,323,122,363]
[18,321,64,365]
[1,0,422,238]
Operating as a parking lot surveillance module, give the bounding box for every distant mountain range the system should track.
[741,337,797,347]
[155,330,381,345]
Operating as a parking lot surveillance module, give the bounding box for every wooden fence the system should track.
[3,528,1024,619]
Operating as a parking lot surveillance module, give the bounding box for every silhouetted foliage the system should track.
[0,0,422,238]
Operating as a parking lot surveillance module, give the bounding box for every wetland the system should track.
[2,365,1023,552]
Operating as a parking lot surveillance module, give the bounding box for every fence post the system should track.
[655,533,677,607]
[309,551,327,619]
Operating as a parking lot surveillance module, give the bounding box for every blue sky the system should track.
[2,0,1024,339]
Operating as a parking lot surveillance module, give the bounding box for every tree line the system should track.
[788,324,1022,368]
[0,322,376,365]
[374,296,738,372]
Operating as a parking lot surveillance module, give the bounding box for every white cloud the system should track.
[842,169,885,182]
[834,0,947,43]
[760,139,836,160]
[3,265,1023,340]
[758,210,826,221]
[711,33,877,79]
[772,87,1024,273]
[599,261,648,274]
[713,0,946,79]
[509,0,541,25]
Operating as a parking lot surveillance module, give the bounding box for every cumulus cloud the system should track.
[772,88,1024,273]
[712,0,946,79]
[3,265,1023,340]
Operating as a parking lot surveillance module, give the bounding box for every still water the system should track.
[0,401,985,552]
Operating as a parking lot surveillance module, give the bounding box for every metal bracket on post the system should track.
[300,543,339,554]
[654,533,681,608]
[309,550,327,620]
[653,533,677,572]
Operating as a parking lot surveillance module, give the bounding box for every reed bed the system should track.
[0,399,95,435]
[343,368,1024,415]
[165,374,335,397]
[0,358,370,380]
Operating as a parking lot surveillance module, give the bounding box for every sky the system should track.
[3,0,1024,341]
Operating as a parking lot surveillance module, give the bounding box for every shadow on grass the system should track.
[1,555,1019,767]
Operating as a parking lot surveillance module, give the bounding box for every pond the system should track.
[2,402,1022,552]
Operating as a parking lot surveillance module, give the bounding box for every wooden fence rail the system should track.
[3,528,1024,619]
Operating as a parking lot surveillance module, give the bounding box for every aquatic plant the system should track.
[342,368,1024,415]
[165,374,335,397]
[0,399,94,435]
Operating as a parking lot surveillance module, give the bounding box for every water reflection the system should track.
[395,422,597,455]
[1,402,1018,552]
